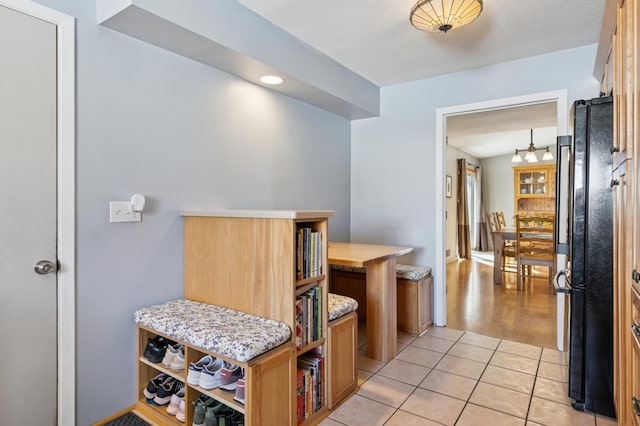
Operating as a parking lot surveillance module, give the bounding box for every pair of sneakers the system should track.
[187,355,224,390]
[166,387,185,422]
[143,373,184,406]
[161,342,185,371]
[220,362,243,391]
[143,336,174,364]
[192,395,243,426]
[191,395,218,426]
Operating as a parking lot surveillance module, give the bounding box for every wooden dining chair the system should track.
[493,211,517,269]
[494,211,508,229]
[515,215,555,291]
[487,213,516,271]
[486,213,497,232]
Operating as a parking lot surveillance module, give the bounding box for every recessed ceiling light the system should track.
[260,75,284,85]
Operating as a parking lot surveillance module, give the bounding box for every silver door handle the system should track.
[553,270,571,294]
[34,260,57,275]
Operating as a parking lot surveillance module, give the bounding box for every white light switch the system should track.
[110,201,141,223]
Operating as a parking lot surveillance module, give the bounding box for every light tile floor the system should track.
[320,326,618,426]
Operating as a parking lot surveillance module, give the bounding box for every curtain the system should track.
[474,166,490,251]
[456,159,471,259]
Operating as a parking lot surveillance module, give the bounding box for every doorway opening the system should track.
[434,90,569,350]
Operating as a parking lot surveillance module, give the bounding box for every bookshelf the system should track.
[180,209,335,425]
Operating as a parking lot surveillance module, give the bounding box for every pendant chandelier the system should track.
[410,0,483,33]
[511,129,554,163]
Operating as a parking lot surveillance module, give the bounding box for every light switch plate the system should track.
[110,201,141,223]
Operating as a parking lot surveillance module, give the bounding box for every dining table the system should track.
[328,242,413,362]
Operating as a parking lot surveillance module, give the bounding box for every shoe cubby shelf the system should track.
[136,326,294,425]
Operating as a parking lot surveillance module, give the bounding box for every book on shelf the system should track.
[296,226,323,280]
[295,298,304,349]
[297,350,325,414]
[295,286,323,349]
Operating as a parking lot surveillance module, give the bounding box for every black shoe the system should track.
[143,373,168,399]
[154,378,184,405]
[143,336,172,363]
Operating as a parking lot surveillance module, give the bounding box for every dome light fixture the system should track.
[410,0,483,34]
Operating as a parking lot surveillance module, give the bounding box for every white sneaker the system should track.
[166,387,184,415]
[187,355,213,385]
[161,343,183,367]
[176,399,185,423]
[198,358,223,389]
[169,347,185,371]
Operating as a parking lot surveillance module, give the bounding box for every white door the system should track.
[0,4,58,424]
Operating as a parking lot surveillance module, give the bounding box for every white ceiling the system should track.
[235,0,606,87]
[446,102,559,158]
[235,0,605,157]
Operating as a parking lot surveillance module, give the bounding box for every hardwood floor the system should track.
[446,253,558,349]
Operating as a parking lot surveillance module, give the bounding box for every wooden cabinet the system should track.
[397,274,434,335]
[181,209,334,425]
[612,160,634,423]
[631,286,640,426]
[327,312,357,409]
[600,0,640,423]
[513,164,556,217]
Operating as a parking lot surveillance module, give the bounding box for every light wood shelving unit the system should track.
[513,164,556,217]
[179,209,334,425]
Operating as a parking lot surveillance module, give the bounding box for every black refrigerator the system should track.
[556,96,615,417]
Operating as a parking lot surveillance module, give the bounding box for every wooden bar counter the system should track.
[328,242,413,362]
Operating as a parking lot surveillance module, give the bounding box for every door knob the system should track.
[34,260,57,275]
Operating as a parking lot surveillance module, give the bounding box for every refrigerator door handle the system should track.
[553,270,572,294]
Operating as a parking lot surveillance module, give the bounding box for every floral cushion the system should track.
[328,293,358,321]
[331,264,366,274]
[395,264,432,281]
[134,299,291,363]
[331,263,432,281]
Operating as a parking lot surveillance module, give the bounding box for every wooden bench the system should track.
[134,299,294,425]
[326,293,358,409]
[330,264,433,335]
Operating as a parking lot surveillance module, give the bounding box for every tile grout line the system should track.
[343,327,577,425]
[522,346,544,423]
[452,331,502,425]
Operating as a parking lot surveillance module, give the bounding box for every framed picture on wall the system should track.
[446,175,452,198]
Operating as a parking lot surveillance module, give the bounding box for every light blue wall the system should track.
[351,45,600,283]
[35,1,351,424]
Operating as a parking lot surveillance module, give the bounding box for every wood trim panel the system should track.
[184,216,295,326]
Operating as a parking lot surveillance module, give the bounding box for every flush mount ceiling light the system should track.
[410,0,483,33]
[260,75,284,85]
[511,129,554,163]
